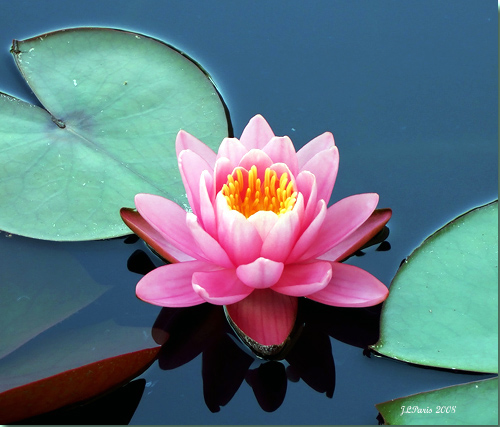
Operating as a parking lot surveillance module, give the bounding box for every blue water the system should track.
[0,0,497,424]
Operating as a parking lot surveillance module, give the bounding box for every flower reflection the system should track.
[126,240,387,412]
[149,298,382,412]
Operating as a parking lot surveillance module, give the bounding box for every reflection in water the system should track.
[150,300,382,413]
[126,228,388,412]
[129,255,383,411]
[14,379,146,424]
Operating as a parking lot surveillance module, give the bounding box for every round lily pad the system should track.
[0,28,230,240]
[371,200,498,373]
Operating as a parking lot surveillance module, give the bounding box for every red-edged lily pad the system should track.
[0,346,159,424]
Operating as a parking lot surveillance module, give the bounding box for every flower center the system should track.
[222,165,297,218]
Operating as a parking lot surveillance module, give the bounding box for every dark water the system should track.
[0,1,497,424]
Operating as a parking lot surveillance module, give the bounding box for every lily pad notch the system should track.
[0,27,231,241]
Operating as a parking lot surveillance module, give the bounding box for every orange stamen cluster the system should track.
[222,165,297,218]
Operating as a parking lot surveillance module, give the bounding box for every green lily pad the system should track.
[376,377,498,425]
[0,27,229,241]
[371,200,498,373]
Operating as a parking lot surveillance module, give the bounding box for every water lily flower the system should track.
[121,115,391,355]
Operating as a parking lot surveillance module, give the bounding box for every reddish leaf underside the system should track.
[0,346,160,424]
[120,207,184,263]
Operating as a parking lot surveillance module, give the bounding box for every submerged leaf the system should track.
[0,27,230,240]
[0,346,159,424]
[0,316,160,423]
[371,200,498,373]
[0,318,158,394]
[0,232,107,359]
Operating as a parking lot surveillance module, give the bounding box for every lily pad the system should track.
[0,316,160,423]
[0,317,158,392]
[0,347,159,424]
[376,377,498,425]
[0,27,230,241]
[371,200,498,373]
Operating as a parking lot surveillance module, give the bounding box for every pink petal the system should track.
[216,137,249,165]
[269,162,296,188]
[216,194,263,265]
[307,262,389,307]
[134,193,202,261]
[176,130,217,169]
[198,170,217,238]
[261,208,302,262]
[248,210,278,241]
[286,199,327,263]
[295,171,318,230]
[238,149,273,181]
[239,114,275,150]
[262,136,299,177]
[214,156,235,193]
[192,269,253,305]
[272,261,332,296]
[236,257,284,289]
[178,149,212,217]
[319,208,392,262]
[120,207,193,263]
[186,212,234,268]
[297,193,379,262]
[225,289,298,346]
[297,132,335,169]
[136,261,216,307]
[300,146,339,203]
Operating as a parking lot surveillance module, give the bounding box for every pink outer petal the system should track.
[239,114,275,150]
[297,132,335,169]
[178,149,212,217]
[192,269,253,305]
[318,208,392,262]
[297,193,380,262]
[262,136,299,177]
[225,289,298,346]
[286,199,327,263]
[136,261,216,307]
[186,213,234,268]
[272,261,332,296]
[300,145,339,203]
[198,170,217,238]
[176,130,216,169]
[120,208,193,263]
[307,262,389,307]
[216,137,249,165]
[236,257,284,289]
[295,171,318,230]
[134,193,203,261]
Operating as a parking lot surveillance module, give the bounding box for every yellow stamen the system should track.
[223,165,297,218]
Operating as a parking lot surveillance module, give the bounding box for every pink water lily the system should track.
[121,115,391,350]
